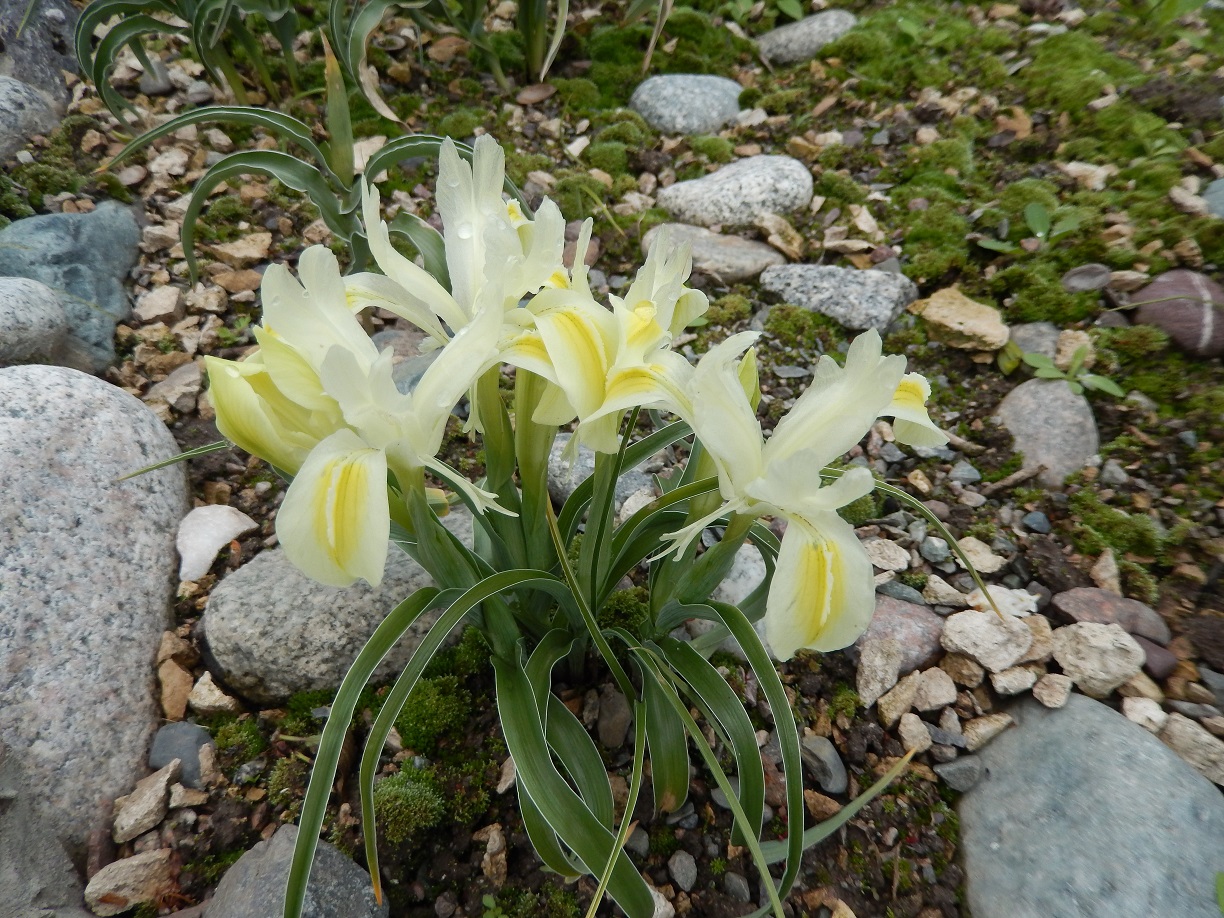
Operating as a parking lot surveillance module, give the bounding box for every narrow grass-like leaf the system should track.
[757,750,915,864]
[493,655,654,918]
[117,439,230,480]
[287,585,451,917]
[659,638,763,842]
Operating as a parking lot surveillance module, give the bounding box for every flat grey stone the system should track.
[202,510,472,705]
[656,155,813,226]
[629,74,742,135]
[800,735,847,794]
[1061,264,1113,293]
[0,741,88,914]
[149,722,214,790]
[667,850,697,892]
[933,755,983,792]
[759,265,918,331]
[1204,178,1224,219]
[207,824,387,918]
[1007,322,1058,358]
[959,694,1224,918]
[852,594,945,676]
[0,277,67,366]
[756,10,858,64]
[0,75,58,160]
[0,202,141,372]
[994,378,1099,487]
[0,366,187,857]
[643,223,785,283]
[0,0,78,108]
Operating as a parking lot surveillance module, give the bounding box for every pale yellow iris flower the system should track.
[675,329,946,659]
[205,247,504,589]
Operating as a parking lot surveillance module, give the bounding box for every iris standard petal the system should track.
[764,511,875,659]
[275,429,390,588]
[205,356,316,473]
[688,331,765,499]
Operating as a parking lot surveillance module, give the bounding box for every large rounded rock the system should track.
[756,10,858,64]
[959,694,1224,918]
[643,223,785,283]
[0,366,187,856]
[656,155,813,227]
[0,75,58,160]
[759,264,918,331]
[994,378,1099,487]
[202,511,473,705]
[0,277,68,366]
[0,0,79,108]
[1130,269,1224,358]
[208,824,387,918]
[0,202,141,372]
[629,74,743,136]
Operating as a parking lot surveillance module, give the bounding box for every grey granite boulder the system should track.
[206,824,387,918]
[1204,178,1224,219]
[759,264,918,331]
[0,202,141,372]
[629,74,743,135]
[0,0,79,108]
[547,432,655,510]
[994,378,1099,487]
[0,366,187,858]
[0,741,93,918]
[959,694,1224,918]
[756,10,858,64]
[0,75,58,160]
[643,223,785,282]
[0,277,68,366]
[202,511,473,705]
[656,155,813,226]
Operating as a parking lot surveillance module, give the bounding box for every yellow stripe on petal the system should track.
[887,372,947,448]
[765,513,875,659]
[276,430,390,588]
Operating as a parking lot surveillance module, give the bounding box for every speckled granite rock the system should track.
[756,10,857,64]
[643,223,785,282]
[656,155,813,226]
[202,511,473,705]
[0,202,141,372]
[994,378,1099,487]
[0,366,187,856]
[0,0,78,108]
[0,277,68,367]
[959,694,1224,918]
[207,824,387,918]
[629,74,743,135]
[759,264,918,331]
[0,75,58,160]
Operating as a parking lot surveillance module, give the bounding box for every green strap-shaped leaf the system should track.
[387,211,450,289]
[287,585,452,918]
[658,637,763,843]
[74,0,174,78]
[103,107,332,176]
[557,420,691,543]
[757,750,915,863]
[493,655,654,918]
[519,780,585,876]
[705,600,803,914]
[117,439,230,481]
[640,655,690,816]
[179,150,355,282]
[88,14,180,121]
[342,0,430,121]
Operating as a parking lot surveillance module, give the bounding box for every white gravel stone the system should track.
[864,538,910,572]
[1018,614,1055,664]
[759,264,917,332]
[134,286,184,324]
[85,850,176,916]
[991,666,1039,696]
[1052,622,1145,698]
[1160,713,1224,786]
[923,574,970,607]
[969,585,1038,617]
[657,155,813,226]
[856,637,903,708]
[113,760,180,844]
[187,672,242,717]
[899,713,933,753]
[941,610,1034,673]
[1031,673,1073,708]
[963,713,1014,752]
[877,670,921,727]
[176,504,259,581]
[1122,696,1168,733]
[913,667,958,711]
[955,537,1007,574]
